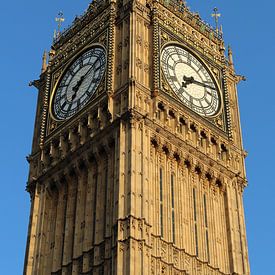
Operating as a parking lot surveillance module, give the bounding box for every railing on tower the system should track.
[157,0,223,40]
[53,0,222,45]
[53,0,108,45]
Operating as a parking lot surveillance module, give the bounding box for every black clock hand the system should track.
[191,78,216,90]
[81,62,99,80]
[71,75,85,100]
[182,76,216,90]
[71,63,100,101]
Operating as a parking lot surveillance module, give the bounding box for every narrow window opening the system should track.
[179,117,186,125]
[169,110,175,118]
[157,102,165,120]
[200,131,207,147]
[158,102,165,111]
[171,174,175,243]
[221,144,228,161]
[162,145,169,155]
[151,138,158,148]
[173,152,180,162]
[160,168,164,238]
[169,110,176,129]
[193,188,199,257]
[205,172,212,182]
[190,123,197,132]
[184,159,191,169]
[204,194,210,262]
[210,137,217,156]
[195,165,202,175]
[216,179,222,188]
[210,137,217,145]
[179,117,186,134]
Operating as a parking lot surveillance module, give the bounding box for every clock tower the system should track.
[24,0,250,274]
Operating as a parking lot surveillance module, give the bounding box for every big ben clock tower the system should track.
[24,0,250,274]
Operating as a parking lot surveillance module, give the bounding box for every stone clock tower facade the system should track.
[24,0,250,274]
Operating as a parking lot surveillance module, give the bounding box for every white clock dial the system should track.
[161,45,220,117]
[51,46,106,121]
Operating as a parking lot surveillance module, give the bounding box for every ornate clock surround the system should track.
[49,44,107,122]
[160,42,223,118]
[42,4,116,142]
[158,26,228,134]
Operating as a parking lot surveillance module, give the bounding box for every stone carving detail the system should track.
[116,64,122,75]
[124,60,129,70]
[173,249,179,267]
[117,42,123,52]
[119,242,125,252]
[151,235,230,274]
[136,58,143,69]
[124,36,129,47]
[144,63,149,72]
[137,35,142,46]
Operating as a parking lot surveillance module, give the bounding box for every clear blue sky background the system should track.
[0,1,273,274]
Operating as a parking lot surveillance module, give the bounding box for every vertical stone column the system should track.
[52,179,67,272]
[43,185,58,274]
[72,162,88,273]
[24,186,41,275]
[33,185,47,274]
[62,169,78,270]
[208,180,218,269]
[82,158,97,273]
[225,179,245,274]
[220,186,230,273]
[104,143,115,274]
[236,181,250,275]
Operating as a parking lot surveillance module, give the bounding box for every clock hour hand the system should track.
[71,75,85,100]
[71,63,101,101]
[182,75,216,90]
[81,63,97,80]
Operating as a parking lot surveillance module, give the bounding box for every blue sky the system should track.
[0,1,273,274]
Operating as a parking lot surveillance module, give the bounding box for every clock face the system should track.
[51,46,106,121]
[161,45,220,117]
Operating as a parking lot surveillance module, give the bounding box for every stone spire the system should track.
[228,45,234,70]
[41,51,48,73]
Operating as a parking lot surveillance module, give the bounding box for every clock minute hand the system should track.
[191,78,216,90]
[82,63,96,80]
[182,75,215,90]
[71,64,98,100]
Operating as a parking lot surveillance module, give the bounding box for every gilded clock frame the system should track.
[157,24,228,133]
[160,41,224,119]
[49,43,107,122]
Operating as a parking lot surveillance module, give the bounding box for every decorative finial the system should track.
[54,11,65,39]
[49,48,56,61]
[211,7,221,34]
[219,25,223,36]
[41,51,48,73]
[228,45,234,70]
[178,0,187,12]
